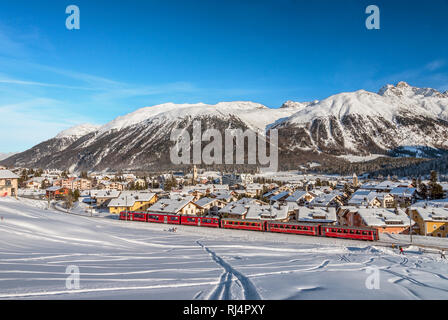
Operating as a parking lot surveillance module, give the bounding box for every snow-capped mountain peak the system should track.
[55,123,101,139]
[378,81,447,99]
[280,100,316,109]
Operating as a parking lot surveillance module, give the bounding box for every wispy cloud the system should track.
[426,59,445,71]
[0,76,95,91]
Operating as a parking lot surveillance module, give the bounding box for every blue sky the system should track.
[0,0,447,152]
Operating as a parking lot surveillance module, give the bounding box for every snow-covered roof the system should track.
[245,183,263,190]
[195,197,217,208]
[374,181,402,190]
[348,207,412,228]
[309,193,339,206]
[219,203,248,216]
[285,190,309,202]
[0,170,19,179]
[212,191,234,201]
[91,190,121,199]
[297,207,337,223]
[348,192,381,206]
[411,207,448,222]
[270,191,291,201]
[108,192,156,207]
[245,204,289,221]
[149,196,195,213]
[389,187,417,197]
[236,198,263,205]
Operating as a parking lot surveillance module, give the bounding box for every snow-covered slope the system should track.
[55,123,100,139]
[1,196,448,299]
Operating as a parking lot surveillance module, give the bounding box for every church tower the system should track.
[353,173,359,187]
[193,165,198,181]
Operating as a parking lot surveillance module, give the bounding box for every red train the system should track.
[119,211,379,241]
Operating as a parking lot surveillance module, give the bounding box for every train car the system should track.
[180,216,220,228]
[266,221,320,236]
[221,218,265,231]
[119,211,148,222]
[119,211,130,221]
[320,225,379,241]
[146,213,181,225]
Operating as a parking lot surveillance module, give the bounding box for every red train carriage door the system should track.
[198,218,201,227]
[164,216,168,224]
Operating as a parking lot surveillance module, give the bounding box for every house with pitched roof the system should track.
[390,187,417,206]
[285,190,315,205]
[108,192,157,214]
[407,207,448,237]
[149,196,203,216]
[0,169,19,197]
[245,204,291,221]
[297,207,337,224]
[338,207,413,234]
[194,197,227,216]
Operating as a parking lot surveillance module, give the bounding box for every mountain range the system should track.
[2,81,448,173]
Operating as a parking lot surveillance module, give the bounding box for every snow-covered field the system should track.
[0,197,447,300]
[336,154,387,163]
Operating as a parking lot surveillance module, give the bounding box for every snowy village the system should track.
[2,165,448,240]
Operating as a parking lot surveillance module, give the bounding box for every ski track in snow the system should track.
[0,197,448,300]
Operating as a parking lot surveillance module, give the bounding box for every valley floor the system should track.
[0,197,447,300]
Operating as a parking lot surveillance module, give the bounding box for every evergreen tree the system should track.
[418,181,428,199]
[73,189,80,202]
